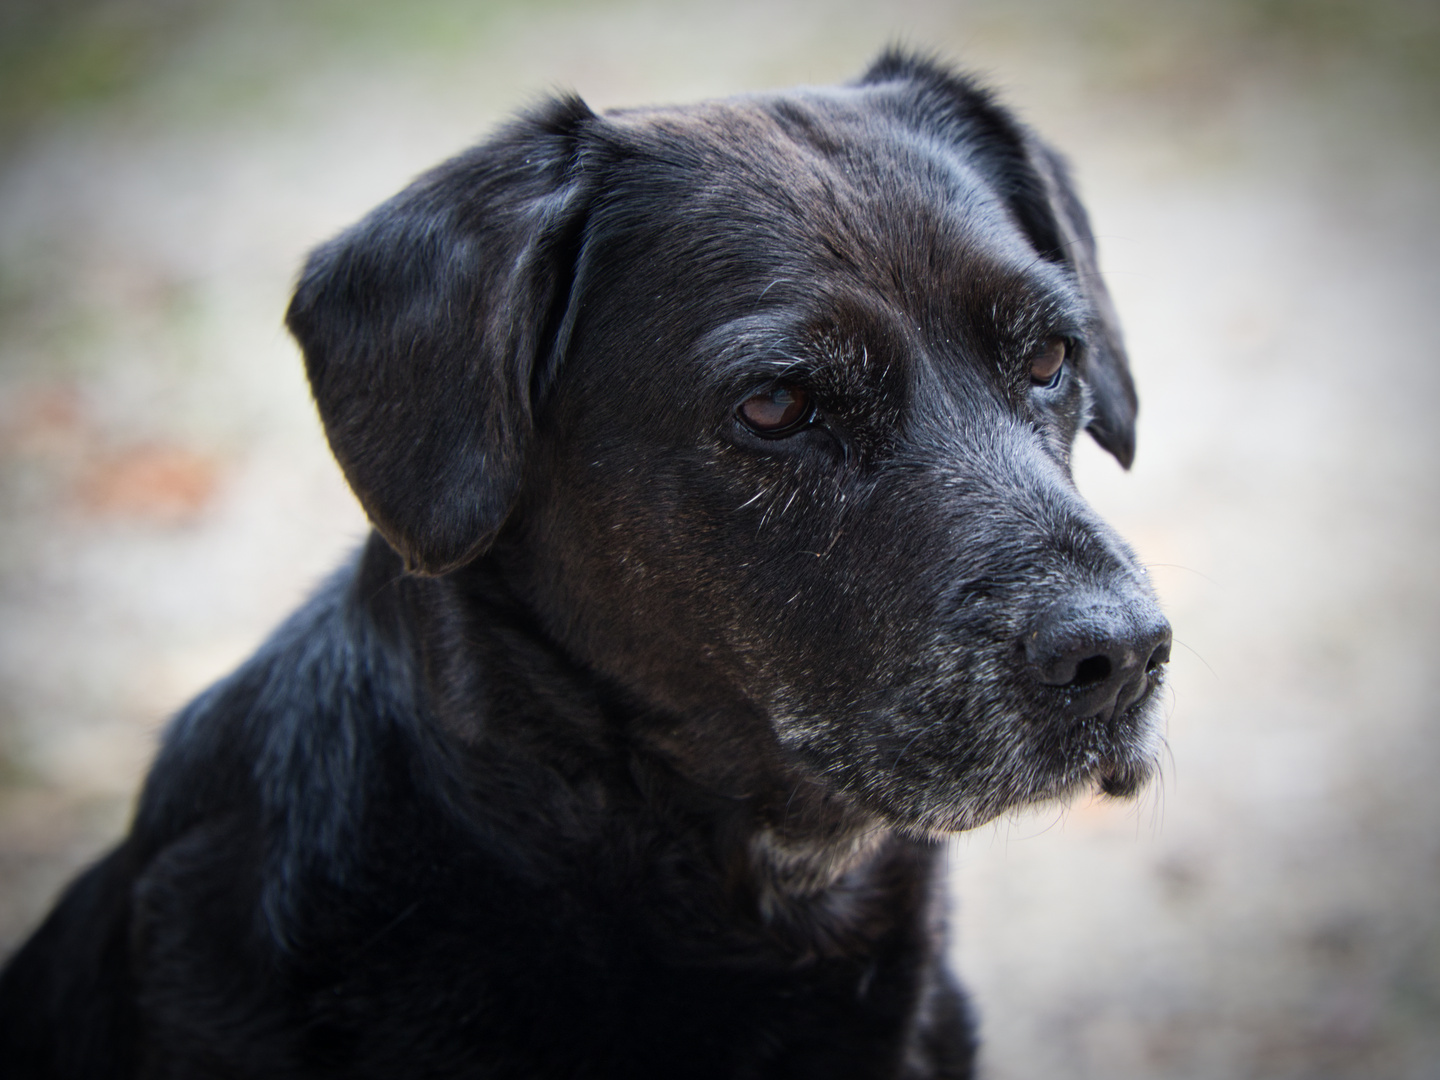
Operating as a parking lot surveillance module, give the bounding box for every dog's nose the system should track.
[1024,589,1172,720]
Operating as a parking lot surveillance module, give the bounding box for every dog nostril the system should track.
[1070,654,1112,688]
[1145,638,1172,672]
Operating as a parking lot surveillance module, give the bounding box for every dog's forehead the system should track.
[600,90,1019,259]
[590,88,1079,359]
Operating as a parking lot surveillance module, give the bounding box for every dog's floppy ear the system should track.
[860,51,1139,467]
[1016,138,1138,468]
[287,96,595,574]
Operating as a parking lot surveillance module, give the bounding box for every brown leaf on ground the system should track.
[1,384,84,458]
[74,444,220,523]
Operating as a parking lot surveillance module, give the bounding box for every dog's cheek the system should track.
[508,440,840,716]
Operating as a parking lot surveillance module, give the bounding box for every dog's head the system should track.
[288,53,1171,836]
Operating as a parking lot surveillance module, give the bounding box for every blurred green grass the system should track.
[4,0,1439,147]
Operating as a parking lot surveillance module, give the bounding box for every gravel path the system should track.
[2,2,1437,1077]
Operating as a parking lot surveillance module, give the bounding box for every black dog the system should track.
[0,51,1170,1078]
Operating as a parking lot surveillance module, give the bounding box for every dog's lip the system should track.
[1094,756,1148,798]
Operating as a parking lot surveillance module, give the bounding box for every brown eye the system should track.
[738,385,812,436]
[1029,336,1069,387]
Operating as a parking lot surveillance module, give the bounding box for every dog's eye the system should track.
[1029,337,1069,388]
[738,385,813,437]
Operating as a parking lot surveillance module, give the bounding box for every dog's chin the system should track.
[1020,744,1162,819]
[879,742,1162,840]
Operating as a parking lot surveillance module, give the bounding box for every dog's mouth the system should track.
[767,616,1170,836]
[934,694,1166,831]
[1060,695,1164,806]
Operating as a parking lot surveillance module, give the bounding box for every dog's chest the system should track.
[136,811,945,1078]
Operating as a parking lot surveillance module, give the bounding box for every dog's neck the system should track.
[369,538,912,936]
[750,817,891,897]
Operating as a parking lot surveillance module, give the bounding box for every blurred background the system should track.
[1,0,1437,1076]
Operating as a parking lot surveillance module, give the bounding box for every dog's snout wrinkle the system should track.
[1025,589,1172,721]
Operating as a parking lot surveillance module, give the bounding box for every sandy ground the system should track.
[2,1,1438,1077]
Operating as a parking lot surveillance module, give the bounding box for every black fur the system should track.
[0,52,1169,1078]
